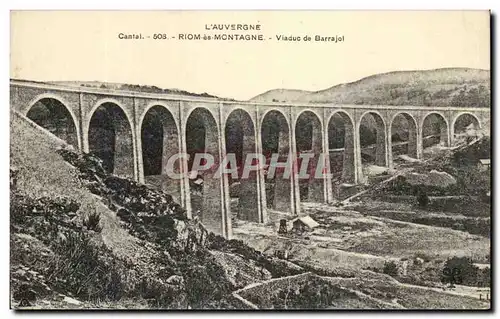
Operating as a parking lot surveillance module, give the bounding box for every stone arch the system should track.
[390,112,418,160]
[327,111,356,191]
[326,110,356,133]
[452,112,482,145]
[421,112,449,150]
[358,111,387,167]
[86,98,135,133]
[294,109,323,129]
[260,108,291,129]
[295,110,324,202]
[225,108,260,221]
[87,101,135,178]
[261,109,292,212]
[185,106,219,130]
[25,95,80,149]
[138,102,180,139]
[224,107,257,134]
[139,105,181,199]
[185,107,226,235]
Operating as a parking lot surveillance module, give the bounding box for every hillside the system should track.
[250,68,490,107]
[251,89,311,103]
[10,111,305,309]
[49,81,235,101]
[10,112,489,309]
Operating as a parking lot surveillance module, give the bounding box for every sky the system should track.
[10,10,490,100]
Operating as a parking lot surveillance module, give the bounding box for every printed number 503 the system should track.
[153,34,168,39]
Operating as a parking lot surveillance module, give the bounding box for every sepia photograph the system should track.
[9,10,491,310]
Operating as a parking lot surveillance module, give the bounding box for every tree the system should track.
[383,261,399,276]
[441,257,478,286]
[416,188,430,208]
[450,85,490,108]
[477,267,491,287]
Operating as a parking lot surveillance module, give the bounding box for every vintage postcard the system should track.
[9,10,491,310]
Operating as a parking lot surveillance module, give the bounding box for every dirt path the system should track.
[398,282,491,301]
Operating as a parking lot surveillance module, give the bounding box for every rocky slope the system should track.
[10,112,302,309]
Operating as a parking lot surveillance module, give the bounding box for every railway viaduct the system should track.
[10,79,491,238]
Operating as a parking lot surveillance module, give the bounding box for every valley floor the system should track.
[232,201,490,304]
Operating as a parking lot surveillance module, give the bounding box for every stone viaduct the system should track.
[10,79,491,238]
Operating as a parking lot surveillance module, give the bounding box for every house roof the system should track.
[479,159,491,165]
[292,215,320,228]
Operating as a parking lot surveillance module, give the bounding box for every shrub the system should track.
[47,231,125,301]
[416,190,429,208]
[383,261,399,277]
[137,275,186,308]
[476,267,491,287]
[181,251,234,309]
[83,211,102,232]
[441,257,478,286]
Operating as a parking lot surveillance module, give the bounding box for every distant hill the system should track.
[50,81,235,101]
[251,89,312,103]
[250,68,490,107]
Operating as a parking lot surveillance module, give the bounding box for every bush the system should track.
[441,257,479,286]
[450,85,490,108]
[476,267,491,287]
[47,231,125,301]
[83,211,102,232]
[181,251,234,309]
[383,261,399,277]
[416,190,429,208]
[10,190,127,303]
[137,275,186,308]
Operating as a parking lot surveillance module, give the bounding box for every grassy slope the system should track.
[250,68,489,105]
[10,112,144,261]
